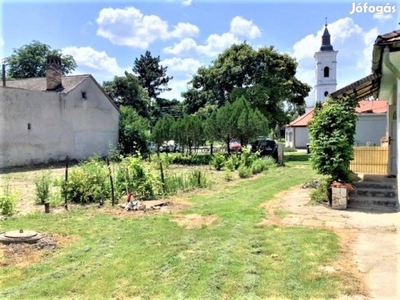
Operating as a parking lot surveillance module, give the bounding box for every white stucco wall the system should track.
[354,114,386,146]
[293,127,309,149]
[285,127,294,148]
[0,77,119,168]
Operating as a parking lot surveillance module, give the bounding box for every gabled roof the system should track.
[4,74,121,114]
[5,74,90,94]
[288,108,315,127]
[288,100,388,127]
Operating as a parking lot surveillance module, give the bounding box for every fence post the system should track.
[106,158,115,206]
[64,155,69,211]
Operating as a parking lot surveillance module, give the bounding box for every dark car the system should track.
[251,137,278,159]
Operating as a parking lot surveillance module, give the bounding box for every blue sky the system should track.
[0,0,398,106]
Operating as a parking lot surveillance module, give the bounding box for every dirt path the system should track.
[261,186,400,300]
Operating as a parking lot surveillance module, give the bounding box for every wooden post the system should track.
[64,155,69,211]
[106,158,115,206]
[159,161,165,193]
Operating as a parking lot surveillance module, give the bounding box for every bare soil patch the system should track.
[0,233,79,269]
[261,185,400,300]
[173,214,219,229]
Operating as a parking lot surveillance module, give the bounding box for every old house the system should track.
[0,56,120,168]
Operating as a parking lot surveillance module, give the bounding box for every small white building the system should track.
[0,56,120,168]
[285,100,388,149]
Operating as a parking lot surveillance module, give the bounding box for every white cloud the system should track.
[96,6,199,49]
[62,46,125,77]
[163,38,198,56]
[182,0,192,6]
[161,57,202,74]
[161,78,190,101]
[169,22,199,39]
[357,27,380,74]
[373,13,393,22]
[230,16,261,39]
[163,16,260,57]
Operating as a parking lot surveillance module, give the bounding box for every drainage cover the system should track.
[0,229,44,244]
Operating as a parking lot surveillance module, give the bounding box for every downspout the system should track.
[383,47,400,79]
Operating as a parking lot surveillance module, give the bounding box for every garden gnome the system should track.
[124,192,136,211]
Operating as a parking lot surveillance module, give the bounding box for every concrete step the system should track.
[347,198,399,212]
[349,188,397,199]
[352,182,397,190]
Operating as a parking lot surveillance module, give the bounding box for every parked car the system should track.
[250,136,278,159]
[229,140,242,152]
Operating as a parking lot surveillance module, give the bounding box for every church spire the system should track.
[320,19,334,51]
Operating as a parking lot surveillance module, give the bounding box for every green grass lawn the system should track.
[0,156,358,299]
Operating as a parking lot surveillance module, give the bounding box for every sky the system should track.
[0,0,398,107]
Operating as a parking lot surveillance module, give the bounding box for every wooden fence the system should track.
[349,146,388,174]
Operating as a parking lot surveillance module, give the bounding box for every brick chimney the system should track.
[46,55,62,90]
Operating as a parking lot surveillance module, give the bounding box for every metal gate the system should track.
[349,146,388,174]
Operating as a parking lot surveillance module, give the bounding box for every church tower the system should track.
[313,21,338,106]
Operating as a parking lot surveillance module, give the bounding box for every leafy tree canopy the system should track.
[133,50,173,100]
[103,72,151,119]
[182,42,310,129]
[4,40,77,79]
[119,106,151,155]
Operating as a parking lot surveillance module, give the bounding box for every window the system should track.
[323,66,329,77]
[28,123,31,130]
[81,92,87,99]
[324,91,329,97]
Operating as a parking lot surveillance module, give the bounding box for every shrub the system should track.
[115,155,162,200]
[212,153,226,170]
[251,160,264,174]
[308,96,358,182]
[238,165,252,178]
[0,183,17,216]
[34,170,52,205]
[189,169,208,188]
[224,169,233,181]
[62,157,110,204]
[310,180,330,204]
[225,154,240,171]
[240,148,258,168]
[170,154,213,166]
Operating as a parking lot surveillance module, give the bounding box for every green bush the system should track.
[240,148,258,168]
[224,169,233,181]
[238,165,252,178]
[310,180,330,204]
[62,157,110,204]
[212,153,226,170]
[170,154,212,166]
[225,154,240,171]
[308,96,358,182]
[115,155,162,200]
[34,170,52,205]
[0,184,17,216]
[251,160,264,174]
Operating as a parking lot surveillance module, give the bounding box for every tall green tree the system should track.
[152,116,175,154]
[308,96,359,182]
[133,51,173,100]
[4,40,77,79]
[119,106,151,155]
[103,72,150,118]
[173,115,204,155]
[183,42,310,129]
